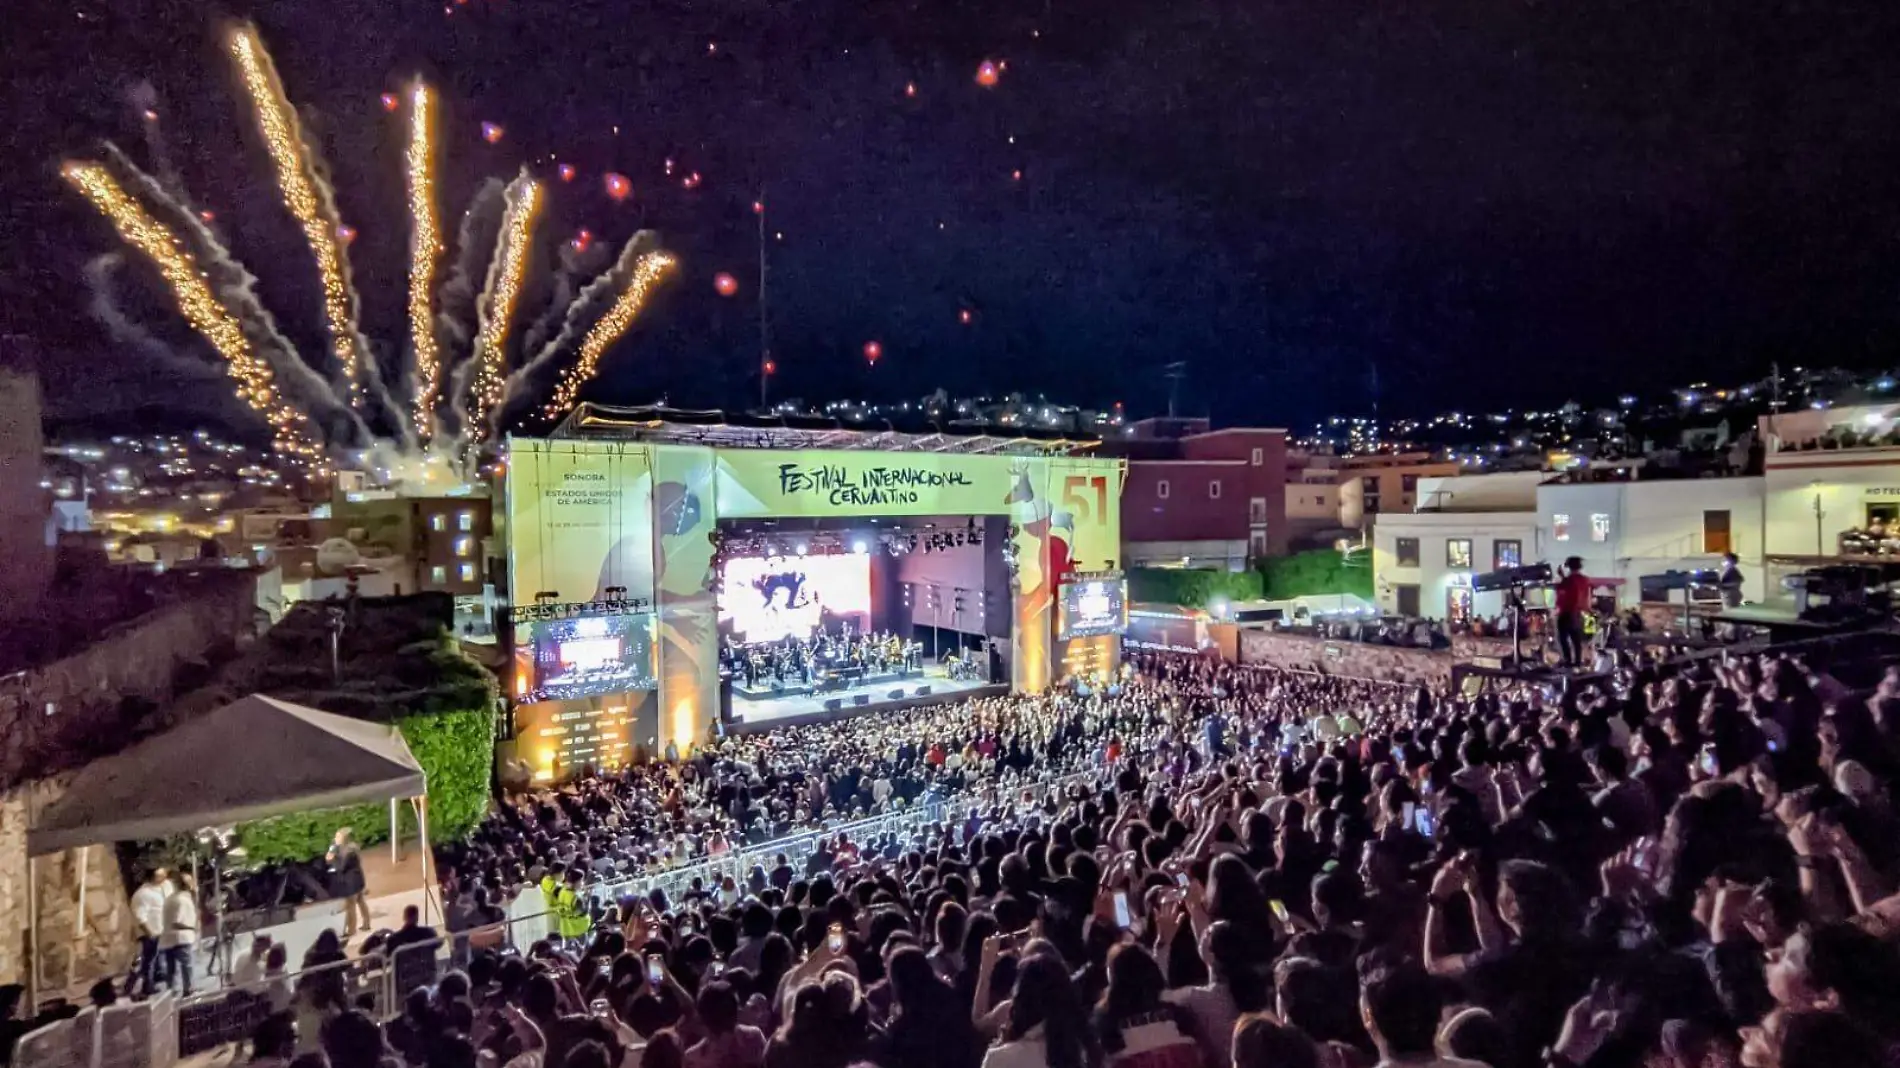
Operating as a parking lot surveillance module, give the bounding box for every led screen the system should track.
[1059,577,1127,639]
[526,614,657,700]
[718,553,872,642]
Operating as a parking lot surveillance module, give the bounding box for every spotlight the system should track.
[852,538,868,554]
[796,541,809,556]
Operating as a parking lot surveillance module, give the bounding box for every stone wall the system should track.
[0,571,258,790]
[0,777,134,992]
[0,572,257,996]
[1237,627,1455,685]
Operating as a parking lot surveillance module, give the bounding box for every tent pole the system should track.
[418,796,432,926]
[25,855,38,1012]
[69,848,87,993]
[390,797,400,866]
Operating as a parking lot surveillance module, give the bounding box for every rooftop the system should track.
[552,403,1101,456]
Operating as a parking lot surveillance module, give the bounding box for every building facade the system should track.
[1373,470,1766,619]
[1107,420,1289,569]
[1285,451,1461,547]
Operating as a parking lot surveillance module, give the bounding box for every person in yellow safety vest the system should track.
[553,868,593,943]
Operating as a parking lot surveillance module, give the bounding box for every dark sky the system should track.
[6,0,1900,432]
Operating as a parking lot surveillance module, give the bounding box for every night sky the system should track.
[6,0,1900,431]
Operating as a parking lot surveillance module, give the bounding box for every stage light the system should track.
[796,541,809,556]
[852,538,868,554]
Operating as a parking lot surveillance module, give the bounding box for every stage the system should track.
[727,664,1000,729]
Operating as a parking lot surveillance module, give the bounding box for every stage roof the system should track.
[552,403,1101,456]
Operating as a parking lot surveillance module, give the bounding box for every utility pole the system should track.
[1162,362,1187,419]
[757,190,771,411]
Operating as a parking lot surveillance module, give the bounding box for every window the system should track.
[1396,537,1420,567]
[1591,513,1611,542]
[1401,474,1419,492]
[1703,510,1732,554]
[455,536,473,557]
[1553,514,1571,541]
[1249,531,1268,557]
[1249,497,1268,524]
[1447,586,1473,625]
[1250,447,1264,466]
[1494,539,1522,569]
[1208,480,1223,500]
[459,563,476,583]
[430,565,447,584]
[430,514,447,532]
[1447,538,1473,569]
[1156,479,1171,500]
[457,510,475,532]
[1362,476,1379,493]
[1395,584,1421,617]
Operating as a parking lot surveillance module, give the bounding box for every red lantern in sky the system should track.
[752,200,765,215]
[682,171,702,190]
[558,164,577,183]
[764,359,777,375]
[863,340,883,364]
[958,308,973,325]
[603,173,631,200]
[975,61,1000,87]
[713,272,739,297]
[481,122,504,144]
[380,93,399,112]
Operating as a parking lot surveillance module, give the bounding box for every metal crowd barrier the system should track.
[15,997,177,1068]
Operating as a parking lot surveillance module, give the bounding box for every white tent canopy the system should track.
[28,694,426,855]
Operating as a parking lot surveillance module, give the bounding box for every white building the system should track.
[1373,473,1540,622]
[1536,477,1765,606]
[1374,470,1767,619]
[1761,406,1900,574]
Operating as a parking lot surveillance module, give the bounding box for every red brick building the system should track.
[1101,418,1289,569]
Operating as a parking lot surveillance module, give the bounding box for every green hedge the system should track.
[233,612,498,865]
[236,702,494,864]
[1257,549,1373,601]
[1127,567,1264,608]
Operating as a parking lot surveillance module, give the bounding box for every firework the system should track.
[468,173,543,437]
[63,161,317,460]
[540,250,677,418]
[227,24,378,413]
[67,24,676,487]
[405,80,445,437]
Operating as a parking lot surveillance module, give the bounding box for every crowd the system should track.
[18,636,1900,1068]
[285,640,1900,1068]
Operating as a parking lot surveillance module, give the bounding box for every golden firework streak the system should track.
[63,161,318,460]
[405,81,444,435]
[469,174,542,436]
[227,24,369,408]
[541,251,677,419]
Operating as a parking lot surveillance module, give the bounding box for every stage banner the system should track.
[715,449,1030,518]
[649,444,720,756]
[506,438,658,607]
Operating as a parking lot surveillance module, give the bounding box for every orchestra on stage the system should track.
[721,624,926,693]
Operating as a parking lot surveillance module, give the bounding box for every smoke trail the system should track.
[494,231,671,429]
[538,248,675,420]
[85,253,193,366]
[63,160,320,460]
[126,80,184,196]
[458,171,542,442]
[520,236,608,358]
[434,178,506,357]
[99,144,369,444]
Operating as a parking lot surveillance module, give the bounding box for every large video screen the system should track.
[524,614,658,700]
[718,553,872,643]
[1059,576,1128,639]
